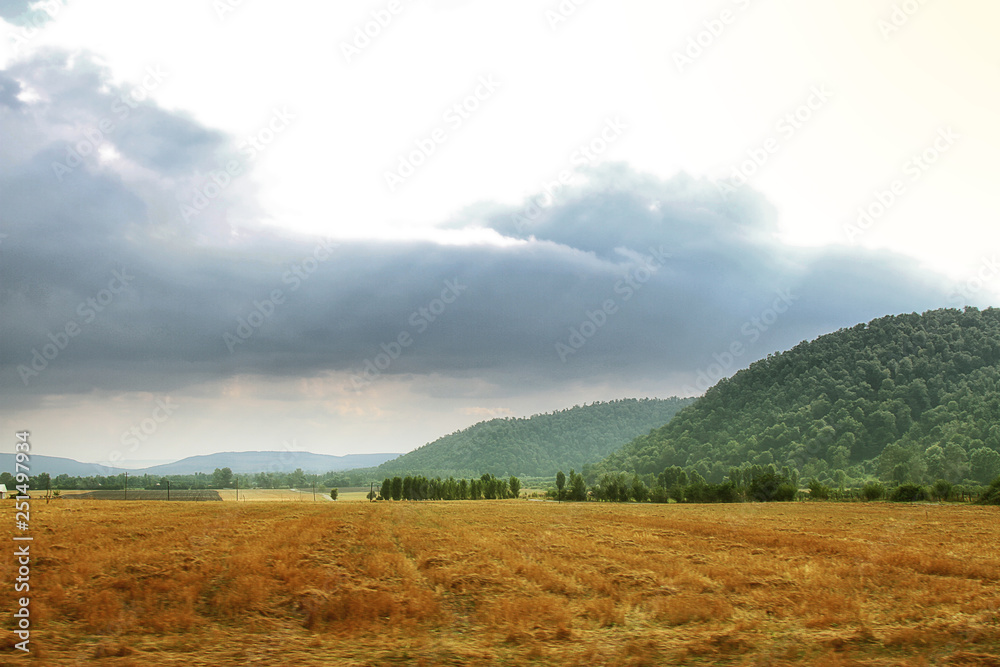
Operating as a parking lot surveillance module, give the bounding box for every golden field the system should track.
[1,500,999,666]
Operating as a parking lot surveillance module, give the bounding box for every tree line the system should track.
[19,467,350,491]
[376,473,522,501]
[547,464,998,504]
[550,465,797,503]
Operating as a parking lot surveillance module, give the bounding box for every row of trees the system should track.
[8,467,530,500]
[19,467,353,492]
[551,465,798,503]
[550,463,998,504]
[377,474,522,501]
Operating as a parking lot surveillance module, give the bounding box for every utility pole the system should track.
[370,482,375,502]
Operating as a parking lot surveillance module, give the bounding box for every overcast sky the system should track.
[1,0,997,467]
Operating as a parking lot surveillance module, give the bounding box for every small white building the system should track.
[0,484,7,499]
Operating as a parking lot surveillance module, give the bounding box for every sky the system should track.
[0,0,998,468]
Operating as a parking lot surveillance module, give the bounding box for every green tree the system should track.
[748,470,796,502]
[658,466,684,489]
[330,488,338,501]
[942,442,970,483]
[924,444,947,481]
[34,472,51,492]
[879,444,914,481]
[211,467,233,488]
[556,470,566,502]
[509,476,521,498]
[631,475,648,502]
[381,478,392,500]
[569,470,587,501]
[288,468,307,488]
[970,448,1000,484]
[391,476,403,501]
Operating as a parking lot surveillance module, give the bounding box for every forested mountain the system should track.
[369,398,694,478]
[589,308,1000,488]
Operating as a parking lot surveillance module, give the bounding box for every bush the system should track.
[709,481,739,503]
[748,471,796,502]
[808,478,830,500]
[683,482,708,503]
[890,483,928,502]
[931,479,952,501]
[860,481,885,501]
[978,476,1000,505]
[774,483,797,502]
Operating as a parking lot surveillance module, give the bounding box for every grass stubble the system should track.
[1,499,998,666]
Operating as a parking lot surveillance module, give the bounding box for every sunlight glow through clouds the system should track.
[4,0,995,277]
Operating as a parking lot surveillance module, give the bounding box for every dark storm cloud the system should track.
[0,51,955,402]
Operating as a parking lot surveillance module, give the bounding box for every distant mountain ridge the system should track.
[0,453,111,478]
[139,451,401,475]
[1,451,401,477]
[367,397,695,478]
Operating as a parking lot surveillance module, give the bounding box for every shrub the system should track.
[890,483,928,502]
[748,471,796,502]
[931,479,952,501]
[683,482,708,503]
[808,478,830,500]
[861,481,885,501]
[709,481,739,503]
[978,476,1000,505]
[774,483,798,502]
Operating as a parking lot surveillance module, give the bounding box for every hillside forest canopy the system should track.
[588,308,1000,492]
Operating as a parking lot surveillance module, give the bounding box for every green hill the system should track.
[588,308,1000,488]
[370,398,695,478]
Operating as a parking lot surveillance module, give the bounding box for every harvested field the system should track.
[218,488,331,502]
[59,489,223,501]
[1,501,998,665]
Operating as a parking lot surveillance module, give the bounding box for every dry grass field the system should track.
[217,488,337,502]
[61,490,223,502]
[1,500,998,666]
